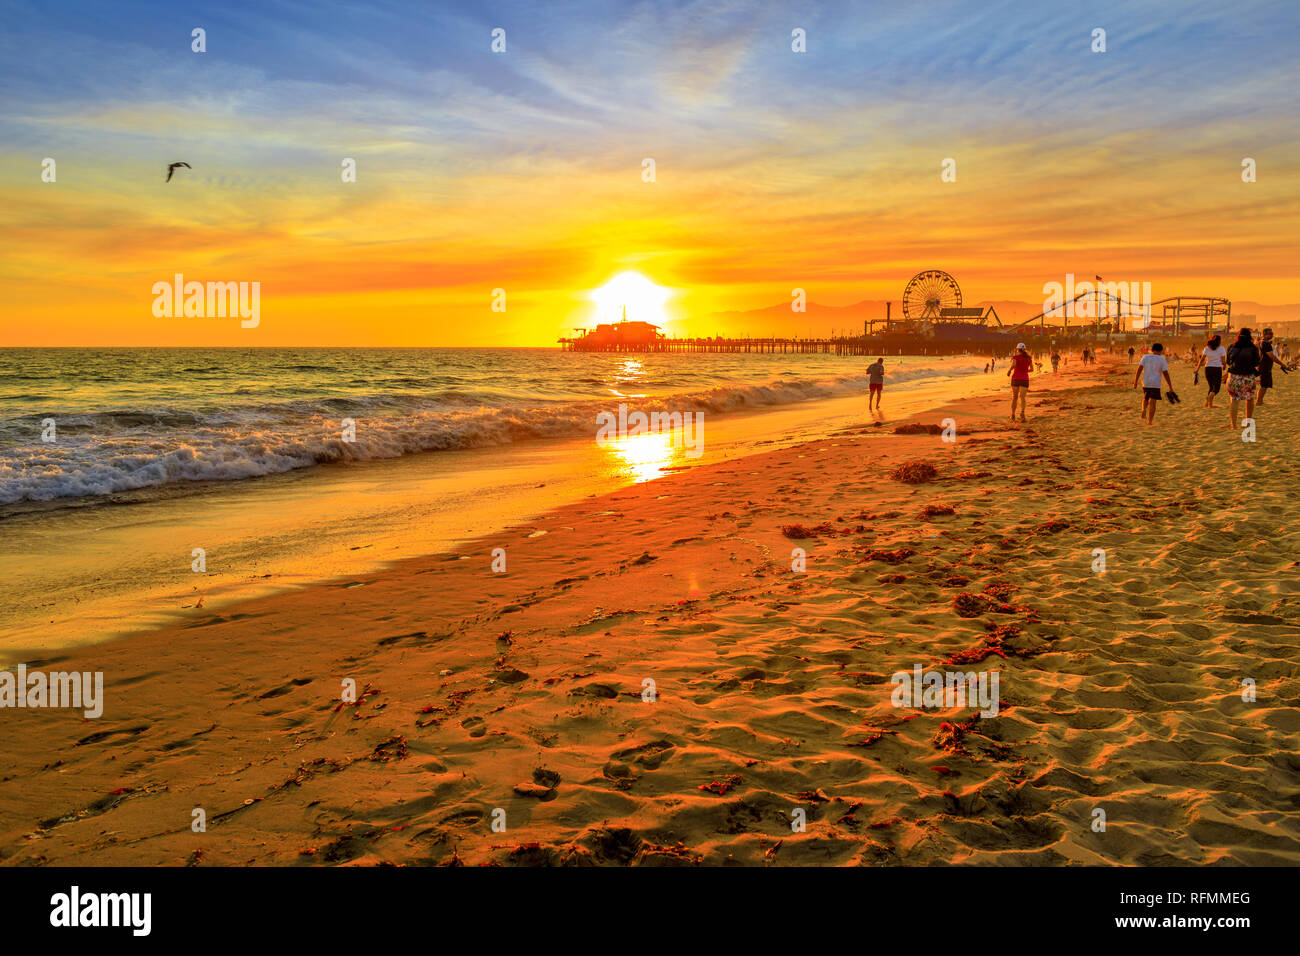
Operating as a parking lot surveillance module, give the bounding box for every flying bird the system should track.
[165,162,191,182]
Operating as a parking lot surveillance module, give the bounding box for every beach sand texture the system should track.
[3,358,1298,866]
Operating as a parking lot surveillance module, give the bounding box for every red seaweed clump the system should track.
[918,503,956,519]
[781,522,836,539]
[368,735,409,762]
[932,714,982,755]
[890,460,939,484]
[943,621,1037,666]
[944,644,1008,665]
[698,774,742,795]
[893,423,943,435]
[866,547,917,565]
[985,622,1040,659]
[848,729,896,748]
[953,593,989,618]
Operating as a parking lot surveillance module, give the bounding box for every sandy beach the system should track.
[4,354,1297,867]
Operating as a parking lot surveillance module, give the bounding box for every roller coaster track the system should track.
[1005,290,1231,333]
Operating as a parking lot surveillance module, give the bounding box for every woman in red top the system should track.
[1007,342,1032,422]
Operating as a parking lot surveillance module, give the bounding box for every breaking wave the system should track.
[0,361,981,506]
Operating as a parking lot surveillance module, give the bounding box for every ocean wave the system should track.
[0,362,980,505]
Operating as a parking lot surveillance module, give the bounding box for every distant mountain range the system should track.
[699,299,1300,336]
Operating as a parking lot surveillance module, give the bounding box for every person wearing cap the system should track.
[1006,342,1032,422]
[1133,342,1173,424]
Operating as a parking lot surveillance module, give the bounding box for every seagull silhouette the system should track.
[165,162,191,182]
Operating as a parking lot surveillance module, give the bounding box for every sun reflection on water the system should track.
[608,358,647,398]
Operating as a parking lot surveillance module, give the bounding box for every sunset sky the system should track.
[2,0,1298,346]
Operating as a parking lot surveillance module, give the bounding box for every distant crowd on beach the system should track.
[865,330,1290,428]
[1002,329,1290,427]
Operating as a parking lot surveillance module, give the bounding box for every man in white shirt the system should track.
[1132,342,1173,424]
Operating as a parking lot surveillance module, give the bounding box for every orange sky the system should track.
[3,2,1298,346]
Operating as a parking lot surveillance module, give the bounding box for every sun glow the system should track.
[589,271,672,327]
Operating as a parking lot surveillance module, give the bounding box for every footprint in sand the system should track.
[76,723,149,747]
[257,677,313,699]
[611,740,675,770]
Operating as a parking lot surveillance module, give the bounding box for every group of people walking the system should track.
[1191,327,1289,428]
[998,328,1289,426]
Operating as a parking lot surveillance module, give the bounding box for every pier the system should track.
[557,335,884,355]
[559,270,1233,356]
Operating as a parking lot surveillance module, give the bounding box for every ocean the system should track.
[0,347,988,510]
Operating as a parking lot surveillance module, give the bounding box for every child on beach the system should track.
[1007,342,1032,422]
[867,357,885,412]
[1133,342,1173,424]
[1193,334,1227,408]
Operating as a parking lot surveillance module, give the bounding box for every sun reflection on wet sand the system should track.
[602,430,688,483]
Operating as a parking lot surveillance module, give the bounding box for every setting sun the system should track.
[590,271,672,327]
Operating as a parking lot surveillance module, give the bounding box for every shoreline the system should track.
[0,355,1027,657]
[4,356,1298,866]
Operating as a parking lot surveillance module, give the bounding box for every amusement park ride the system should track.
[863,269,1003,335]
[873,269,1232,337]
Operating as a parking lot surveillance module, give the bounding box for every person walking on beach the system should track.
[1194,334,1227,408]
[1257,328,1289,405]
[1007,342,1032,422]
[1127,346,1135,364]
[1050,349,1061,373]
[867,356,885,412]
[1133,342,1173,425]
[1225,328,1261,430]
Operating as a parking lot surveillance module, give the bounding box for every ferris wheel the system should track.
[902,270,962,322]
